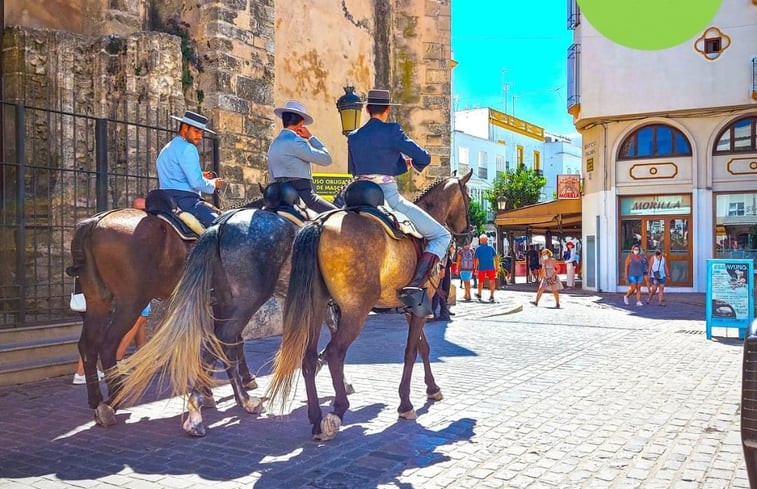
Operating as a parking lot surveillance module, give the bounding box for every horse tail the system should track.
[66,215,112,302]
[267,221,325,408]
[113,227,227,407]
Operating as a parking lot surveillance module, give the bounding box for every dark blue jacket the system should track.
[347,118,431,176]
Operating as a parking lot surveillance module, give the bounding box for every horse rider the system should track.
[267,100,337,213]
[347,88,451,309]
[157,110,223,227]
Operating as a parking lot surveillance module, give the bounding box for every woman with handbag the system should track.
[647,249,670,305]
[529,248,563,308]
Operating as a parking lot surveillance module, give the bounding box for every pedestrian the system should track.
[456,241,475,301]
[474,234,498,302]
[640,248,650,298]
[268,100,337,213]
[431,246,454,321]
[623,243,646,306]
[157,111,222,227]
[526,245,540,283]
[647,249,670,305]
[564,241,578,288]
[529,248,563,308]
[347,88,450,311]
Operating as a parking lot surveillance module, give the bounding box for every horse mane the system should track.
[412,177,446,204]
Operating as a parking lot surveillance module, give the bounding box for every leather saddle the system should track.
[260,182,309,226]
[144,190,203,240]
[341,180,422,240]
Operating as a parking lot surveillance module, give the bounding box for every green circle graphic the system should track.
[576,0,723,50]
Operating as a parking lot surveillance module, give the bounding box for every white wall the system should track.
[574,2,757,123]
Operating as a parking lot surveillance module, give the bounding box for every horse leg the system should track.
[397,313,427,420]
[78,314,105,410]
[237,334,258,390]
[214,301,266,415]
[318,308,371,441]
[183,349,217,437]
[101,301,145,409]
[417,328,442,401]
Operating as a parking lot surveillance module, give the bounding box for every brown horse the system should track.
[68,206,259,426]
[267,170,473,441]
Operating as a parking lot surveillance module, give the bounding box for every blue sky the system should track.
[451,1,578,138]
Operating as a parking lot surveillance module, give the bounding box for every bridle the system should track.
[447,177,473,244]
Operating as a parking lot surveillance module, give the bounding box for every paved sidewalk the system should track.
[0,287,747,488]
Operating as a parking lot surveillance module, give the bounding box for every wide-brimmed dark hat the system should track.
[170,111,216,134]
[365,89,401,106]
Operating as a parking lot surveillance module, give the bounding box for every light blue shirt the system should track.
[157,136,215,194]
[267,129,332,180]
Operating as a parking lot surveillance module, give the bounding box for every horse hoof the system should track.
[345,383,355,395]
[242,397,265,415]
[244,378,258,390]
[427,390,443,401]
[94,402,116,427]
[182,417,207,437]
[313,413,341,441]
[203,395,217,409]
[398,409,417,420]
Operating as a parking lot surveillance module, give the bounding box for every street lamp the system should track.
[496,195,508,212]
[335,85,363,135]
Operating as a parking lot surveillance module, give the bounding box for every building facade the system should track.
[452,107,581,216]
[567,0,757,292]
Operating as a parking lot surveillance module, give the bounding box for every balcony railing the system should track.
[567,0,581,29]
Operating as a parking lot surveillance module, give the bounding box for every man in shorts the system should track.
[474,234,498,302]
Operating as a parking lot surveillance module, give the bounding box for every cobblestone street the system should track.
[0,287,748,488]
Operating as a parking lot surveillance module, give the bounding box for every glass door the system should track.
[618,216,691,286]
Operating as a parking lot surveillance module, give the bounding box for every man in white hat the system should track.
[157,110,223,227]
[267,101,336,213]
[347,88,451,311]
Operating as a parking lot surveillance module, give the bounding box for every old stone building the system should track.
[0,1,451,341]
[4,0,452,199]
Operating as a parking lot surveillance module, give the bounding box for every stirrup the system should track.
[399,287,432,317]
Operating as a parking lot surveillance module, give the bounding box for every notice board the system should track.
[705,259,754,339]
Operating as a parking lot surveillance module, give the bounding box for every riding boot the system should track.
[399,252,439,316]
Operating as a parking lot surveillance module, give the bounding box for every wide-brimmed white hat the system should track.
[273,100,314,125]
[170,111,216,134]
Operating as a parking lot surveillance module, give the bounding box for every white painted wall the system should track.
[574,1,757,122]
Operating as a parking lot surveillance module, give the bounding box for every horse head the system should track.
[445,169,473,246]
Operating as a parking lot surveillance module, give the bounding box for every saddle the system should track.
[144,190,203,240]
[260,182,309,226]
[341,180,422,240]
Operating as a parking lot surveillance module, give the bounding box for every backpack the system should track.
[459,249,474,270]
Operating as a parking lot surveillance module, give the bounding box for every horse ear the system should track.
[460,169,473,185]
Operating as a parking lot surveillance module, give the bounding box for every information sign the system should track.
[705,259,754,339]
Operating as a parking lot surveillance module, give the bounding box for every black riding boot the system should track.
[399,252,439,316]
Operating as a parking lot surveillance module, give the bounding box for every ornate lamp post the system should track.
[495,195,509,287]
[335,85,363,136]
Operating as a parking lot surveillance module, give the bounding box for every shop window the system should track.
[714,116,757,154]
[618,124,692,160]
[715,192,757,266]
[618,194,692,286]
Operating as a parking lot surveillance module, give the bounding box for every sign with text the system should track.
[619,194,691,216]
[312,172,353,201]
[705,259,754,339]
[556,174,581,199]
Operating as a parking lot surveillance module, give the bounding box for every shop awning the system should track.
[494,198,582,232]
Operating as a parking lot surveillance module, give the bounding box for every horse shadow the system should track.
[0,393,475,487]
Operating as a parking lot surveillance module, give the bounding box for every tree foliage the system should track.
[486,167,547,211]
[468,200,487,235]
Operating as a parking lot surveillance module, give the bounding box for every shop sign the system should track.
[620,194,691,216]
[705,259,754,339]
[312,172,353,201]
[557,174,581,199]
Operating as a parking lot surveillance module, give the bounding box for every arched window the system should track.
[618,124,692,160]
[713,116,757,154]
